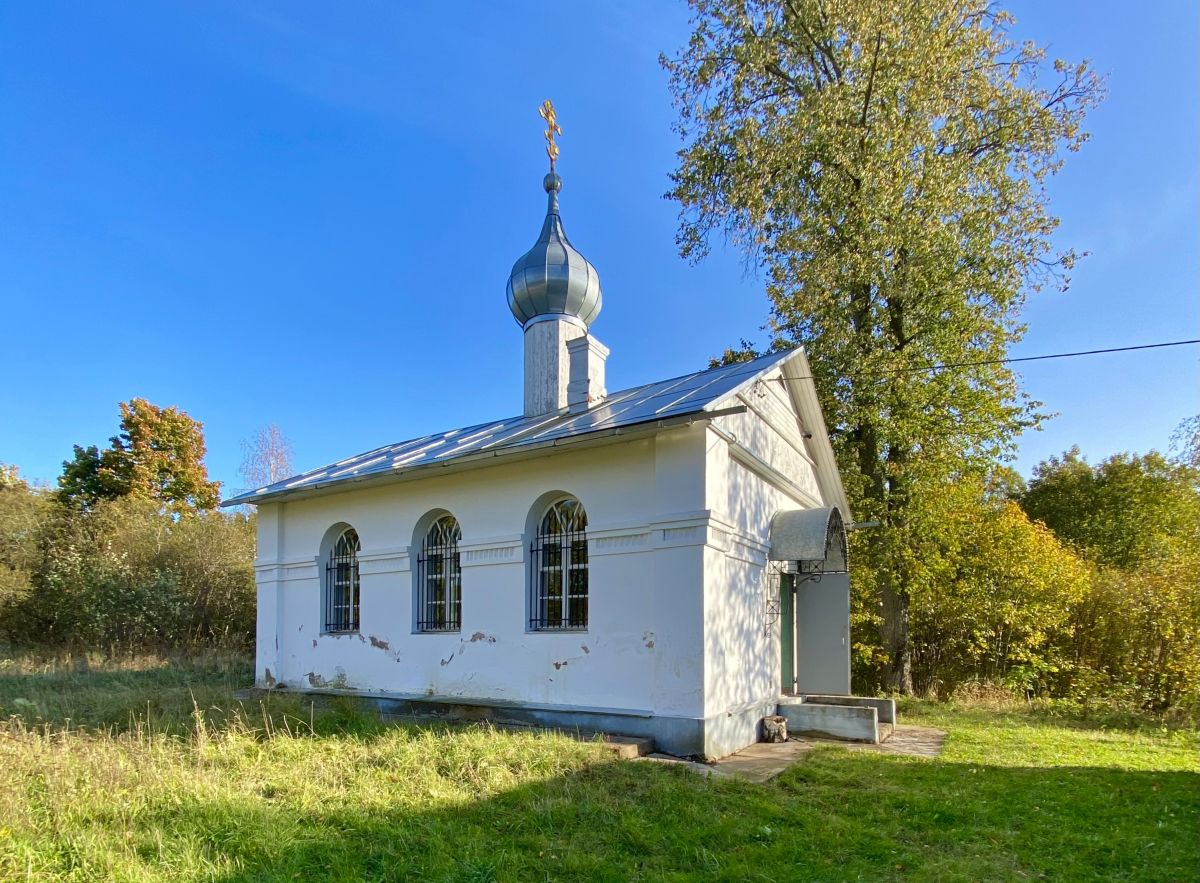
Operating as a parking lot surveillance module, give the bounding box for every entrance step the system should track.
[776,695,897,744]
[799,694,895,725]
[599,734,655,759]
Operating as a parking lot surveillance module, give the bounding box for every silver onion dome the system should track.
[506,173,602,328]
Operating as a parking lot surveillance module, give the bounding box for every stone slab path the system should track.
[636,724,947,784]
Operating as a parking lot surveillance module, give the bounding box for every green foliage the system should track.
[1022,448,1200,569]
[58,398,221,514]
[707,338,764,368]
[0,470,52,630]
[1019,450,1200,710]
[0,495,255,655]
[0,657,1195,881]
[663,0,1102,691]
[851,474,1090,697]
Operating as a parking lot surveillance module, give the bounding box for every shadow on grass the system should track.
[115,749,1199,882]
[5,663,1196,880]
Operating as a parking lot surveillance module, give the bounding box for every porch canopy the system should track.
[768,507,848,573]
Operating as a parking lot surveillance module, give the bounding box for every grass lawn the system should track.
[0,656,1195,882]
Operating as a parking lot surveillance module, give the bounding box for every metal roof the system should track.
[222,348,797,507]
[768,507,848,570]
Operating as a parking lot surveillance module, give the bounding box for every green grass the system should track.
[0,656,1195,881]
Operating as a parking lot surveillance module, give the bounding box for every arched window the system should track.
[324,527,360,633]
[416,514,462,632]
[529,497,588,630]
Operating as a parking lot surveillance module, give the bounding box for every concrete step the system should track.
[777,696,889,744]
[600,734,655,759]
[800,694,896,726]
[878,722,894,743]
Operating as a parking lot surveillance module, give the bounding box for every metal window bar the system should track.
[529,499,588,630]
[324,528,360,633]
[416,515,462,632]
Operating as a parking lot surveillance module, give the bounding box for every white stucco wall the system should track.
[698,366,838,751]
[254,427,710,720]
[253,361,846,758]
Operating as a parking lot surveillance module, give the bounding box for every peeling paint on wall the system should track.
[306,670,349,689]
[263,668,276,687]
[257,436,748,727]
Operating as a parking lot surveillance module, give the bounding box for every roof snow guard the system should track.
[769,507,848,572]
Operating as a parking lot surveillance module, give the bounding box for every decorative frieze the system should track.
[461,544,521,566]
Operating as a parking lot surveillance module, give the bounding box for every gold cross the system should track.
[539,99,562,170]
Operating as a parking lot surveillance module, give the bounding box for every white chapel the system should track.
[225,117,885,758]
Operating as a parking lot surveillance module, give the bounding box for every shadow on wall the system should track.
[73,745,1199,881]
[705,548,777,715]
[702,446,814,713]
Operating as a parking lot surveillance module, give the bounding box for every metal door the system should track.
[780,574,796,694]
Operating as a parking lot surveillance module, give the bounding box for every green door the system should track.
[780,575,795,694]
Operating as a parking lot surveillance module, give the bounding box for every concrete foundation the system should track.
[262,686,773,759]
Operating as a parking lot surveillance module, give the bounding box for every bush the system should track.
[0,490,254,655]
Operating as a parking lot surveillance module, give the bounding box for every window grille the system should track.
[416,515,462,632]
[529,498,588,630]
[324,528,360,633]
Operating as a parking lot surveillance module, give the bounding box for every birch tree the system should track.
[239,424,294,491]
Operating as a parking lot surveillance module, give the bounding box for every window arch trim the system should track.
[529,496,588,631]
[324,526,361,633]
[416,513,463,633]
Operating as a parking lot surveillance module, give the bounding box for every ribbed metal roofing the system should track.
[223,349,797,506]
[506,173,602,329]
[768,506,848,570]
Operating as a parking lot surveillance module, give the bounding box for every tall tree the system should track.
[239,424,294,491]
[1020,450,1200,708]
[58,398,221,515]
[1021,448,1200,570]
[663,0,1101,691]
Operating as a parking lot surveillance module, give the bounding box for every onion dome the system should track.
[506,172,602,329]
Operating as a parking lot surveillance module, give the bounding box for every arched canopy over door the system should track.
[768,507,848,574]
[770,507,851,695]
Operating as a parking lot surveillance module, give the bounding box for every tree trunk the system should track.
[881,432,915,695]
[880,579,913,694]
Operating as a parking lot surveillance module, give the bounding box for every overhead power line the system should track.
[930,339,1200,372]
[773,338,1200,383]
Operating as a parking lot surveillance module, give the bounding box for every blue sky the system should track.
[1,1,1196,496]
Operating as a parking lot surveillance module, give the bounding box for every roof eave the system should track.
[221,404,747,508]
[778,349,852,522]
